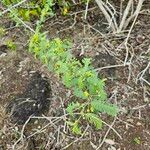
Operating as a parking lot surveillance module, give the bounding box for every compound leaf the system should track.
[85,113,102,129]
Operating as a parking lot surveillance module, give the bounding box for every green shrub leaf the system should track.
[91,100,119,116]
[85,113,102,129]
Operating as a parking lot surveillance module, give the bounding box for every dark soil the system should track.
[6,72,51,124]
[0,1,150,150]
[92,52,116,78]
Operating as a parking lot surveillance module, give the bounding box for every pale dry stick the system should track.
[27,121,56,139]
[119,0,123,22]
[87,23,106,37]
[141,77,150,86]
[51,128,65,149]
[28,115,67,120]
[73,39,84,52]
[27,117,64,139]
[108,88,118,100]
[140,9,150,15]
[123,0,145,30]
[45,133,56,149]
[27,113,72,138]
[95,0,116,31]
[19,5,39,9]
[96,117,117,150]
[116,117,134,127]
[102,120,122,139]
[131,0,134,16]
[127,60,132,83]
[59,97,68,134]
[56,126,61,146]
[103,0,119,31]
[124,20,140,65]
[57,14,77,34]
[102,89,122,140]
[79,45,85,56]
[95,63,129,72]
[124,0,144,65]
[138,109,142,119]
[49,19,71,28]
[101,43,120,61]
[1,0,28,15]
[71,0,77,4]
[12,116,32,150]
[127,45,135,83]
[118,0,133,32]
[143,86,147,102]
[136,62,150,83]
[90,141,97,149]
[70,6,97,16]
[84,0,89,20]
[132,104,147,110]
[61,125,90,150]
[9,9,35,33]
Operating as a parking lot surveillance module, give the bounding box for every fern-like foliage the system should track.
[27,0,119,135]
[72,121,81,135]
[66,102,80,116]
[85,113,102,129]
[91,100,118,116]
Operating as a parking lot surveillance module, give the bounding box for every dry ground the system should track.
[0,1,150,150]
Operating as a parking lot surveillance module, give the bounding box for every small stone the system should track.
[38,126,41,129]
[136,35,145,44]
[127,119,134,123]
[144,97,149,102]
[17,67,22,73]
[34,120,38,124]
[15,126,19,131]
[0,53,7,57]
[29,70,36,74]
[136,122,142,126]
[104,139,115,145]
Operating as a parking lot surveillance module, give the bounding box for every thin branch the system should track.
[12,116,32,150]
[104,1,118,31]
[95,0,116,31]
[95,63,129,72]
[1,0,28,15]
[96,117,117,150]
[118,0,133,32]
[124,1,144,65]
[123,0,144,30]
[136,62,150,82]
[9,9,35,33]
[84,0,89,20]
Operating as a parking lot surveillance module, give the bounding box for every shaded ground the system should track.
[0,1,150,150]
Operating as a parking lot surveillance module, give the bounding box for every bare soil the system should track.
[0,1,150,150]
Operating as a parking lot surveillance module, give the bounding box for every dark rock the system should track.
[6,72,51,124]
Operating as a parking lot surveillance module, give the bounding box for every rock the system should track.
[6,72,51,124]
